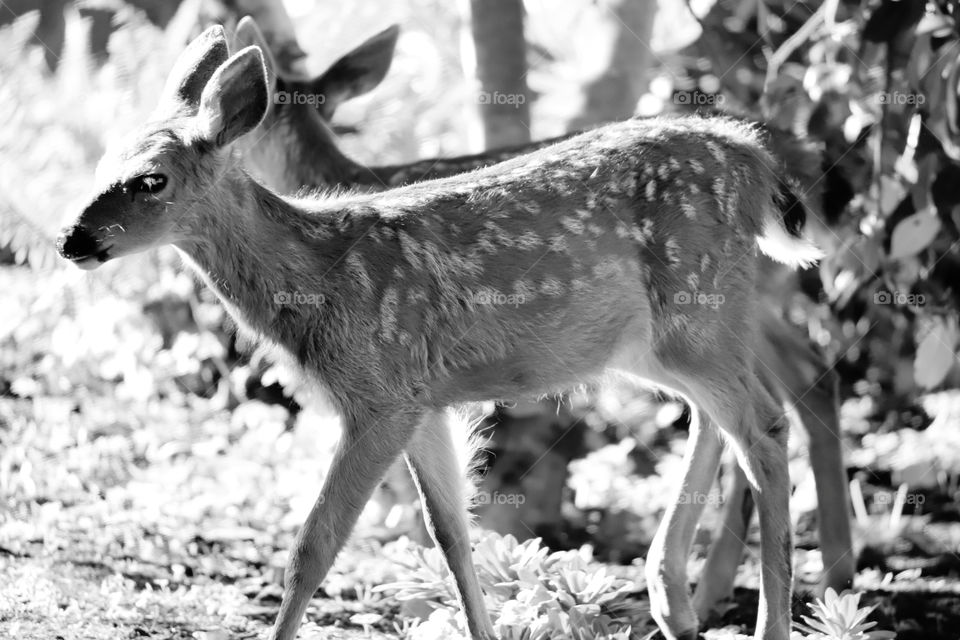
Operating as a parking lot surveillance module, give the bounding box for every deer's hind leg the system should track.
[695,363,852,621]
[643,336,792,640]
[687,373,794,640]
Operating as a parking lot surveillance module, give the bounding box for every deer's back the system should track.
[292,117,778,406]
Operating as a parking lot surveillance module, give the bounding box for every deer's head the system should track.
[231,16,398,190]
[57,26,271,269]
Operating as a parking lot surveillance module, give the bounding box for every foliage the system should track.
[797,588,896,640]
[701,590,896,640]
[380,531,648,640]
[693,0,960,404]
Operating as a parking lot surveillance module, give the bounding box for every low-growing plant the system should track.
[795,588,896,640]
[379,531,648,639]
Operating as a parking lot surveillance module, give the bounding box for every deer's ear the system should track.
[195,46,269,148]
[234,16,277,89]
[160,25,230,112]
[310,24,399,117]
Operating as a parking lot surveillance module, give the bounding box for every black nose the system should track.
[57,226,98,259]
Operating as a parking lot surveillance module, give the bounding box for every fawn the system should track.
[58,27,824,640]
[233,13,854,612]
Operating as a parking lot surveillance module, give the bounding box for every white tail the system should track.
[57,28,827,640]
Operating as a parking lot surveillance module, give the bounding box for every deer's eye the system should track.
[129,174,168,195]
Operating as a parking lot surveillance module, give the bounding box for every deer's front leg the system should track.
[270,409,419,640]
[647,413,724,640]
[405,409,496,640]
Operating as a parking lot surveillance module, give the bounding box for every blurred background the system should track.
[2,0,960,638]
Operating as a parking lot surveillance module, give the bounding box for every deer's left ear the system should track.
[195,46,269,148]
[159,25,230,115]
[309,24,399,118]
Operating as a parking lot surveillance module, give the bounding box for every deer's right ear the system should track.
[234,16,277,89]
[160,25,230,112]
[195,46,269,148]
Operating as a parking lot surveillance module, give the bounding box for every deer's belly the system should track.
[425,281,653,404]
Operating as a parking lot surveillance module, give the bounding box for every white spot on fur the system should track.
[705,141,726,164]
[561,217,585,235]
[345,252,373,292]
[379,287,399,341]
[665,237,681,266]
[513,280,537,300]
[539,278,564,297]
[515,230,543,249]
[520,201,541,215]
[398,231,422,269]
[549,236,569,253]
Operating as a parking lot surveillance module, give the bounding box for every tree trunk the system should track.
[568,0,656,130]
[476,399,586,548]
[465,0,531,149]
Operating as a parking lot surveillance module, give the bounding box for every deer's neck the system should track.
[175,171,428,413]
[175,172,345,343]
[279,110,372,192]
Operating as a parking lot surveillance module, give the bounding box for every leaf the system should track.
[916,11,955,36]
[914,317,959,389]
[879,175,907,216]
[889,208,941,259]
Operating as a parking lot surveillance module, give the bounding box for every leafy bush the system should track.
[379,531,648,639]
